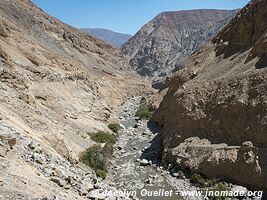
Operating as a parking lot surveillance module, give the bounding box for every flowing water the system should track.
[108,97,200,200]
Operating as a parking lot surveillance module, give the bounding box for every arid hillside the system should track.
[153,0,267,189]
[0,0,151,199]
[121,9,238,87]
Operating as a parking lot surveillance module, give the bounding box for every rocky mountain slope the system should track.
[153,0,267,189]
[80,28,132,48]
[121,9,239,86]
[0,0,151,199]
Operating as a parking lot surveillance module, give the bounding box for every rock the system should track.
[7,138,16,148]
[0,146,6,157]
[79,187,88,196]
[39,197,49,200]
[32,153,45,164]
[52,196,60,200]
[28,140,39,150]
[44,168,55,177]
[50,177,66,187]
[0,127,17,149]
[88,189,106,200]
[63,184,71,190]
[84,182,94,191]
[144,178,153,184]
[241,141,253,148]
[162,137,262,188]
[0,20,9,37]
[93,183,102,189]
[117,146,123,151]
[139,159,149,166]
[231,186,248,196]
[171,173,180,178]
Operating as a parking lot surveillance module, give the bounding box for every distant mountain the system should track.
[80,28,132,48]
[121,9,239,85]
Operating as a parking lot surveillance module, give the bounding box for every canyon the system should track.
[1,0,267,199]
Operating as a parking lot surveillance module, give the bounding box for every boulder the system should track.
[164,137,263,188]
[88,189,106,200]
[139,159,149,166]
[50,177,66,187]
[231,186,248,196]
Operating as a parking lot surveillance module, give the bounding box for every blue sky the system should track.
[32,0,249,35]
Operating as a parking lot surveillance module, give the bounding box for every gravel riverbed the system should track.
[108,97,201,200]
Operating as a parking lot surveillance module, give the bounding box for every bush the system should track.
[208,183,231,200]
[190,173,207,188]
[79,144,114,179]
[84,131,117,179]
[89,131,117,144]
[108,123,121,133]
[103,143,114,156]
[135,96,154,120]
[135,107,153,119]
[96,169,107,179]
[79,145,107,173]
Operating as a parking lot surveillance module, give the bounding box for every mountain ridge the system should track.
[80,28,132,48]
[122,9,239,86]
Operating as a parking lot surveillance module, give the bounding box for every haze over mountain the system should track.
[80,28,132,48]
[122,9,239,87]
[153,0,267,189]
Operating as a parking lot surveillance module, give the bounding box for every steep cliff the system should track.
[153,0,267,189]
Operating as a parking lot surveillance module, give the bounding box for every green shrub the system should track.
[96,169,107,179]
[135,107,153,119]
[135,96,154,120]
[207,178,219,186]
[79,144,115,179]
[108,123,121,133]
[79,145,107,172]
[84,131,117,179]
[103,143,114,156]
[190,173,207,188]
[89,131,117,144]
[208,183,231,200]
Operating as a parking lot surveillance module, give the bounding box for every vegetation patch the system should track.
[89,131,117,144]
[207,183,231,200]
[108,123,121,133]
[82,131,118,179]
[190,173,207,188]
[188,172,231,199]
[79,143,114,179]
[135,97,155,120]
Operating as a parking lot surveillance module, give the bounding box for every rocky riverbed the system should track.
[108,97,201,200]
[0,96,259,200]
